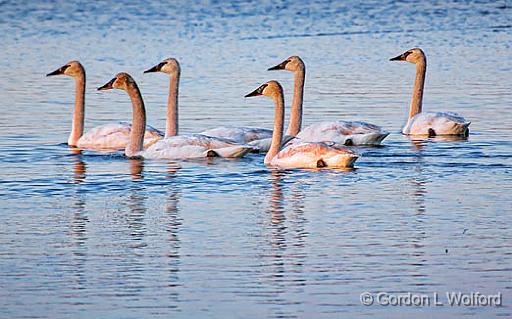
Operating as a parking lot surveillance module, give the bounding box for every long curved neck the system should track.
[287,67,305,136]
[409,59,426,119]
[125,82,146,157]
[265,93,285,165]
[69,71,86,146]
[166,70,180,138]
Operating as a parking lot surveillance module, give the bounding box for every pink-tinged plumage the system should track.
[76,122,163,150]
[390,48,470,136]
[245,81,359,169]
[289,121,389,146]
[270,142,359,169]
[143,134,253,159]
[403,112,470,136]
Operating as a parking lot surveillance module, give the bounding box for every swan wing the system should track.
[201,126,273,144]
[404,112,470,135]
[293,121,388,146]
[77,122,163,150]
[270,142,359,169]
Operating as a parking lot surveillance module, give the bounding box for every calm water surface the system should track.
[0,1,511,318]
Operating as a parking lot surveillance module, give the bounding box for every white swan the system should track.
[268,56,389,146]
[47,61,163,149]
[98,72,252,159]
[245,81,358,168]
[390,48,470,136]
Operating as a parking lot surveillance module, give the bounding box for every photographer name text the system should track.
[360,291,502,307]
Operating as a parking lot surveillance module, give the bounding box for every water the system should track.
[1,0,511,318]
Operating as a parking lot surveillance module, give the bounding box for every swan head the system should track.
[268,56,304,72]
[46,60,84,78]
[244,80,283,99]
[390,48,426,64]
[97,72,136,91]
[144,58,181,75]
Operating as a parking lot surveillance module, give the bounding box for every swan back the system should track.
[404,112,471,136]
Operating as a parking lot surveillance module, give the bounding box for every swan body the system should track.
[403,112,470,136]
[268,56,388,146]
[47,61,163,149]
[289,121,389,146]
[269,142,358,169]
[76,122,163,149]
[201,126,272,144]
[390,48,470,136]
[245,80,358,169]
[200,126,274,152]
[98,72,252,159]
[201,126,298,152]
[143,134,252,159]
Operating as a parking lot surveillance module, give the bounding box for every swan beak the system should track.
[97,78,116,91]
[144,61,166,73]
[268,59,290,71]
[390,54,406,61]
[46,65,68,76]
[143,65,159,73]
[244,83,267,97]
[244,89,261,97]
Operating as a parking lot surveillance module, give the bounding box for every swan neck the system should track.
[166,70,180,138]
[69,72,86,146]
[265,93,285,165]
[126,82,146,157]
[410,60,426,119]
[287,67,305,136]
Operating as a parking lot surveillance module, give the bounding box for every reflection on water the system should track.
[163,167,182,297]
[408,135,470,145]
[127,159,147,244]
[267,169,287,250]
[70,147,87,184]
[0,0,511,318]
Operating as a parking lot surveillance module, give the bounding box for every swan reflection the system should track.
[69,147,86,183]
[127,158,147,243]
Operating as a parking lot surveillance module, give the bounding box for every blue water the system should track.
[0,1,511,318]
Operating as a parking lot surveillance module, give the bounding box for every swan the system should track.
[97,72,252,159]
[390,48,470,136]
[245,81,358,168]
[46,61,163,149]
[268,56,389,146]
[143,57,274,153]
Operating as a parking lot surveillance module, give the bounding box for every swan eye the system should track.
[158,62,167,69]
[404,51,412,58]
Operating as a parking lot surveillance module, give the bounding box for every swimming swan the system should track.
[245,81,358,168]
[144,58,286,153]
[47,61,163,149]
[390,48,470,136]
[268,56,389,146]
[97,72,252,159]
